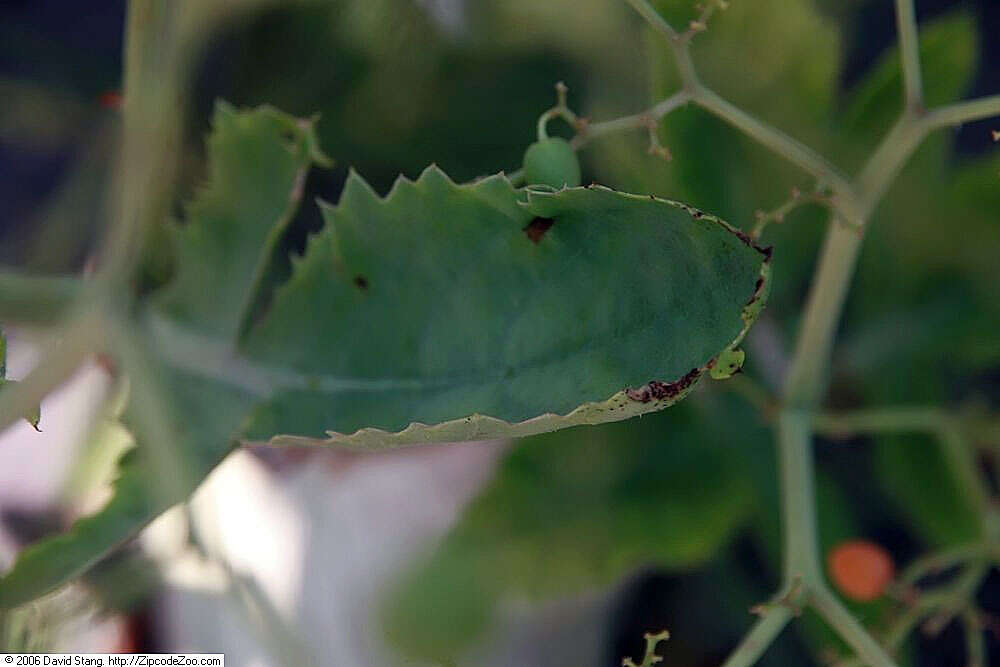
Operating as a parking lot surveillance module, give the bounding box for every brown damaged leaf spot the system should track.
[524,217,555,244]
[625,368,702,403]
[731,226,753,246]
[353,275,369,291]
[745,250,773,308]
[620,211,772,406]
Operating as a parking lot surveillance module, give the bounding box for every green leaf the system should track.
[874,434,980,547]
[0,368,254,609]
[0,102,314,608]
[382,402,755,660]
[1,102,773,606]
[154,101,330,340]
[240,167,771,447]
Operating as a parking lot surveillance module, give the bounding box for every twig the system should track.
[573,91,692,148]
[721,604,792,667]
[962,608,986,667]
[536,81,584,141]
[0,271,84,325]
[896,544,995,589]
[751,184,837,240]
[894,0,923,112]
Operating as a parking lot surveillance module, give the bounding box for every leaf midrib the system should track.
[146,302,736,402]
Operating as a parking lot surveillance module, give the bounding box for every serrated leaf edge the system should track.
[259,169,772,449]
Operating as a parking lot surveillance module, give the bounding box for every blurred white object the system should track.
[158,442,504,666]
[0,332,111,567]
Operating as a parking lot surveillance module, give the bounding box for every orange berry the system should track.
[827,539,895,602]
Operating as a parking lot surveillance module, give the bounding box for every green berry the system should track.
[522,137,581,189]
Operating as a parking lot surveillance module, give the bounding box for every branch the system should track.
[623,0,699,89]
[896,543,994,589]
[0,270,84,325]
[537,81,582,141]
[693,88,855,203]
[782,222,864,404]
[751,184,839,240]
[962,608,986,667]
[894,0,924,111]
[778,412,823,582]
[814,405,995,537]
[623,0,679,40]
[858,93,1000,213]
[720,605,793,667]
[838,559,995,667]
[813,406,950,437]
[574,90,692,147]
[811,587,896,667]
[924,94,1000,130]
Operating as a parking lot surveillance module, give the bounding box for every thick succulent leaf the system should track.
[0,103,329,607]
[154,101,330,340]
[1,103,772,605]
[0,369,254,609]
[240,167,771,447]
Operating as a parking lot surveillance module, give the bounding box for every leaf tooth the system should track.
[417,163,455,186]
[340,167,381,208]
[384,170,421,203]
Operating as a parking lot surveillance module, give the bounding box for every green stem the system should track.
[622,0,698,88]
[1,1,183,444]
[95,0,185,294]
[618,2,1000,665]
[623,0,679,40]
[0,270,84,325]
[962,608,985,667]
[814,406,996,539]
[574,90,692,147]
[898,543,995,588]
[813,406,950,437]
[778,411,823,583]
[692,88,854,202]
[811,587,895,667]
[920,562,989,636]
[938,424,995,539]
[882,603,927,654]
[720,605,793,667]
[782,220,864,406]
[857,92,1000,214]
[924,94,1000,129]
[894,0,923,112]
[856,113,926,214]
